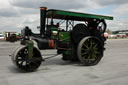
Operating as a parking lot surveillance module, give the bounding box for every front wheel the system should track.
[77,36,104,66]
[11,45,42,72]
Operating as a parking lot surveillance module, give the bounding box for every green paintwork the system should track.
[51,27,58,39]
[56,10,113,20]
[28,40,34,59]
[59,32,71,42]
[65,50,71,55]
[51,27,58,31]
[47,9,113,21]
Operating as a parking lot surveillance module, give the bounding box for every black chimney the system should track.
[40,7,47,37]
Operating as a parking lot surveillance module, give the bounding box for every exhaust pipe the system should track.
[40,7,47,37]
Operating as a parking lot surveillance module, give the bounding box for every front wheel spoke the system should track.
[27,64,32,69]
[32,62,40,67]
[27,60,40,68]
[26,61,31,67]
[19,61,24,65]
[16,57,26,62]
[16,59,23,61]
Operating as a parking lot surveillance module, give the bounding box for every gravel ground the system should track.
[0,39,128,85]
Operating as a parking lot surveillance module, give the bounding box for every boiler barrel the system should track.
[37,39,56,50]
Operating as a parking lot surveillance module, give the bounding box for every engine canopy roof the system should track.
[46,9,113,21]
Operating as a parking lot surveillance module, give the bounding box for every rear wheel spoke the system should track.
[83,43,89,49]
[82,52,88,56]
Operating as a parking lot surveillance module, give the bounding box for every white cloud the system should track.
[109,4,128,30]
[113,4,128,16]
[10,0,87,9]
[0,0,11,8]
[0,0,127,32]
[94,0,128,5]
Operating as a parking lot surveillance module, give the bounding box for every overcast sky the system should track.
[0,0,128,32]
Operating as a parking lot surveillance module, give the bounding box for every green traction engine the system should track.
[11,7,113,72]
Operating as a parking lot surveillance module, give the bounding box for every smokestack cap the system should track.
[40,7,47,10]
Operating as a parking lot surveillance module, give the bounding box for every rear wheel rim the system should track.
[78,37,103,65]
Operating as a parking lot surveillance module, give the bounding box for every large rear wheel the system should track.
[77,36,103,66]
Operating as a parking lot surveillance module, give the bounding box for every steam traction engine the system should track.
[11,7,113,72]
